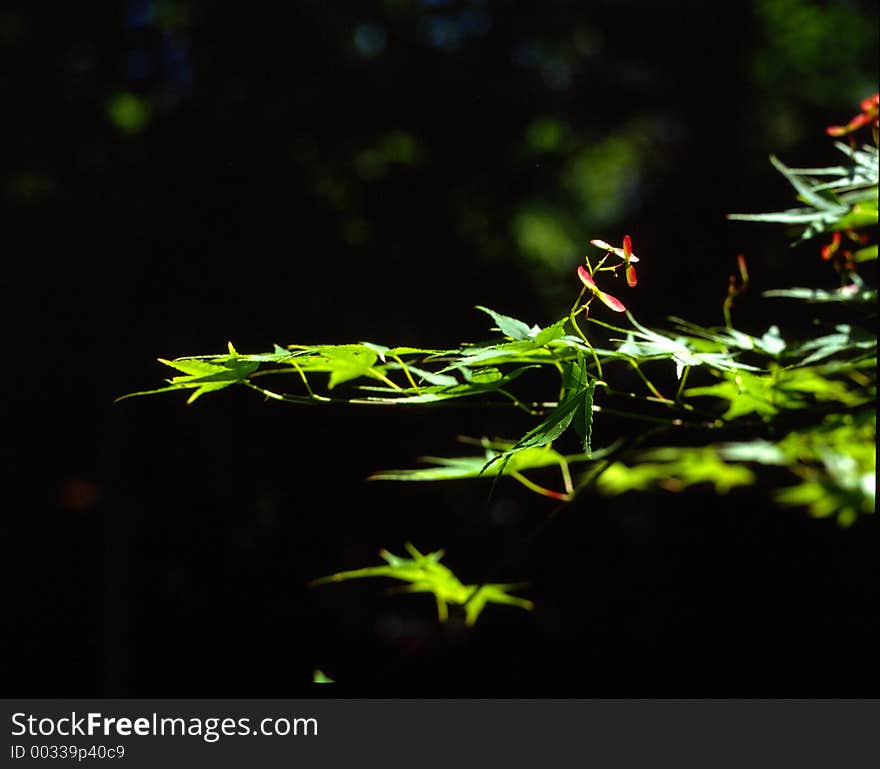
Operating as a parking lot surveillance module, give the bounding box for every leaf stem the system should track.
[368,368,404,391]
[243,380,329,404]
[289,360,322,399]
[389,354,420,391]
[510,471,571,501]
[629,359,666,400]
[497,388,544,415]
[557,455,574,495]
[676,365,691,402]
[569,307,604,378]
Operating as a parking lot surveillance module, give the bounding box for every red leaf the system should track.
[623,235,632,261]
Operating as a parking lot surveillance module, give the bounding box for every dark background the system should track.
[5,0,878,695]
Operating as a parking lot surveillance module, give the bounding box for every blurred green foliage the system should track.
[106,92,151,134]
[355,131,423,181]
[13,0,868,314]
[752,0,877,107]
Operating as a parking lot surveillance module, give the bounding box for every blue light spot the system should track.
[70,41,97,73]
[161,33,195,94]
[125,0,155,29]
[457,8,491,38]
[124,49,152,81]
[511,42,538,69]
[418,17,462,51]
[353,22,387,58]
[543,60,573,91]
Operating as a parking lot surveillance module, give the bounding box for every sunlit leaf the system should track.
[370,445,583,482]
[118,356,260,404]
[596,448,754,495]
[385,363,458,387]
[853,244,878,262]
[475,305,533,341]
[439,340,540,371]
[312,670,335,684]
[572,377,596,454]
[532,320,567,346]
[768,154,846,213]
[728,143,878,242]
[763,286,878,303]
[359,365,537,404]
[310,543,532,626]
[717,440,787,465]
[784,324,875,366]
[488,357,589,464]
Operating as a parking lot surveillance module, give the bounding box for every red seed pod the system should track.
[577,265,597,290]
